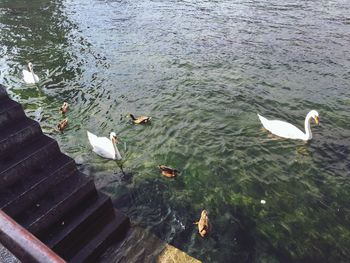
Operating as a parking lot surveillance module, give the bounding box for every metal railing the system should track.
[0,210,66,263]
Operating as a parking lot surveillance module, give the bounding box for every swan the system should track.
[87,131,122,160]
[258,110,319,141]
[22,62,39,84]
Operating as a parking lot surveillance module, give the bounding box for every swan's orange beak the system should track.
[112,136,119,144]
[314,116,319,125]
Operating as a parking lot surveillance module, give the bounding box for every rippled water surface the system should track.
[1,0,350,262]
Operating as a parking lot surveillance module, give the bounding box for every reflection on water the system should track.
[1,0,350,262]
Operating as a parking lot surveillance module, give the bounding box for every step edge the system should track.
[1,158,76,210]
[47,194,112,249]
[0,136,58,176]
[68,213,130,263]
[27,178,97,233]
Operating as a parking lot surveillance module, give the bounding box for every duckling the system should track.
[57,118,68,133]
[158,165,179,178]
[59,102,69,114]
[194,210,211,237]
[129,114,151,124]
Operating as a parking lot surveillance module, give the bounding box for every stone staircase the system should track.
[0,85,129,262]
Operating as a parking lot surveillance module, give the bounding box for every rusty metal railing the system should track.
[0,210,66,263]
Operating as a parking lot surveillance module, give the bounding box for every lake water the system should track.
[0,0,350,262]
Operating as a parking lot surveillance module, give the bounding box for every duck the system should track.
[129,114,151,124]
[158,165,179,178]
[59,102,69,114]
[87,131,122,160]
[57,119,68,132]
[257,110,319,141]
[22,62,39,84]
[194,210,211,237]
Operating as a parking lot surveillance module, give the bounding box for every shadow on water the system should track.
[110,177,291,262]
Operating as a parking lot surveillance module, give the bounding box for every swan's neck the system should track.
[304,113,313,140]
[111,137,122,160]
[29,67,36,80]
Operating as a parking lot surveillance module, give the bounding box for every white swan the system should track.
[258,110,319,141]
[23,62,39,84]
[87,131,122,160]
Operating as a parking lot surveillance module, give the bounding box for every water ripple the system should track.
[1,0,350,261]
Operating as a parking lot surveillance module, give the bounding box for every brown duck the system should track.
[130,114,151,124]
[57,118,68,132]
[194,210,211,237]
[158,165,179,178]
[59,102,69,114]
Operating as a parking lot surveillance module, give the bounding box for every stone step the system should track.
[23,175,97,235]
[0,117,42,154]
[14,173,96,234]
[0,153,76,210]
[0,135,59,178]
[42,193,112,253]
[0,84,130,262]
[0,98,25,128]
[2,167,77,218]
[67,210,129,263]
[0,138,61,191]
[0,84,8,99]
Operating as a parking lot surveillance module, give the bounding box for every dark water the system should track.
[1,0,350,262]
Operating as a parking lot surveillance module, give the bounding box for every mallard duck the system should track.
[59,102,69,114]
[129,114,151,124]
[22,62,39,84]
[194,210,211,237]
[158,165,179,178]
[87,131,122,160]
[258,110,319,141]
[57,119,68,132]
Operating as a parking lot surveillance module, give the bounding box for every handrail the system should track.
[0,210,66,263]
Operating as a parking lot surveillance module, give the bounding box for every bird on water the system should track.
[258,110,319,141]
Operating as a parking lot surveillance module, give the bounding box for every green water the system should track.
[1,0,350,262]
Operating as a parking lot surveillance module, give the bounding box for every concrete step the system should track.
[0,98,25,128]
[0,84,8,99]
[22,175,97,235]
[0,85,130,262]
[0,135,59,178]
[0,138,61,191]
[2,168,77,218]
[41,193,112,252]
[0,117,42,154]
[67,210,129,263]
[14,173,96,234]
[0,153,76,210]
